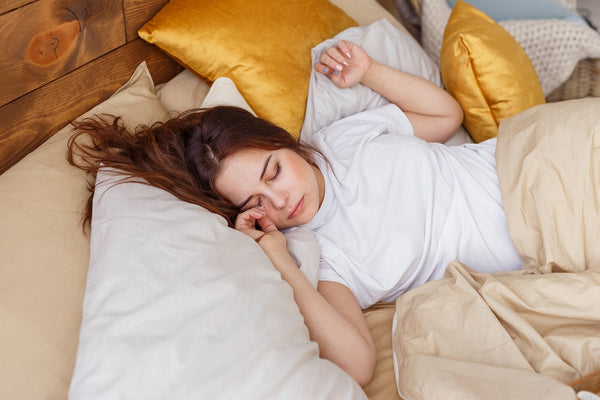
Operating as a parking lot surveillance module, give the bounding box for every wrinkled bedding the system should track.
[392,98,600,400]
[303,20,600,398]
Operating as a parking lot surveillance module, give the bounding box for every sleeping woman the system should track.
[68,40,522,386]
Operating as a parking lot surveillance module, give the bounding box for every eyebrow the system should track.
[237,154,272,210]
[260,155,272,181]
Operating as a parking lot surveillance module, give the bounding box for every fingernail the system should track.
[342,60,349,66]
[334,70,340,75]
[335,64,343,71]
[323,67,329,73]
[345,52,352,58]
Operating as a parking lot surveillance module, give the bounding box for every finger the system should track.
[235,207,264,230]
[255,214,279,234]
[234,213,254,231]
[320,50,345,72]
[330,43,352,64]
[326,46,349,68]
[235,222,265,243]
[330,73,349,89]
[314,62,334,76]
[336,40,353,60]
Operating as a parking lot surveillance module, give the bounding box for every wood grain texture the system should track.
[0,39,181,175]
[123,0,170,42]
[0,0,30,15]
[0,0,126,107]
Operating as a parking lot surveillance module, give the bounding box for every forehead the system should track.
[214,148,271,199]
[221,148,269,177]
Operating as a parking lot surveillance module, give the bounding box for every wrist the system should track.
[258,236,293,265]
[359,59,380,88]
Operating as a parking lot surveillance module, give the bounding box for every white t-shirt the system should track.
[303,104,522,308]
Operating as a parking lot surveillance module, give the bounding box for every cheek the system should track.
[288,157,312,184]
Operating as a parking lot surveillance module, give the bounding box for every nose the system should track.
[269,188,288,210]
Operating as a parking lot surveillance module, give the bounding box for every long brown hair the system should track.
[68,106,321,227]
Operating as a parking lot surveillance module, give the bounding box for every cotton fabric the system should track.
[304,104,521,308]
[391,97,600,400]
[69,77,366,400]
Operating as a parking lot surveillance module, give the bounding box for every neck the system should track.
[312,165,325,208]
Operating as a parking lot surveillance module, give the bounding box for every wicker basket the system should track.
[388,0,600,103]
[547,57,600,102]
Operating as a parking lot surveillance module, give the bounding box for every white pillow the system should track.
[200,76,257,116]
[69,79,358,399]
[68,168,364,399]
[157,73,257,117]
[0,61,169,400]
[300,19,442,143]
[155,69,210,113]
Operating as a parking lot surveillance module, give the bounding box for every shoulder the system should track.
[311,104,413,150]
[331,104,411,133]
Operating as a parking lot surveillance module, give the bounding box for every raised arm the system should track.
[315,40,464,143]
[235,207,376,386]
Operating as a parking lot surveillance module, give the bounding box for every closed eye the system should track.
[239,195,261,212]
[268,163,281,183]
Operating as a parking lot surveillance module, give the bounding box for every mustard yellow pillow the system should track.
[139,0,357,138]
[440,0,545,142]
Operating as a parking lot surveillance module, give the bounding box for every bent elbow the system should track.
[452,102,464,132]
[346,343,377,387]
[442,102,464,141]
[436,105,464,143]
[354,364,375,387]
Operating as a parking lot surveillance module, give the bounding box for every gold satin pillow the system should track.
[440,0,545,142]
[139,0,357,138]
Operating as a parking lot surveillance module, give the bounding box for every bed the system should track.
[1,0,599,399]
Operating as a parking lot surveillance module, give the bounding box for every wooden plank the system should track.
[0,0,32,16]
[0,0,126,107]
[0,39,182,175]
[123,0,170,42]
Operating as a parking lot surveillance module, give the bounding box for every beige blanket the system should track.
[392,98,600,400]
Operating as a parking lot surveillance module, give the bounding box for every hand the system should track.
[314,40,374,89]
[235,206,287,254]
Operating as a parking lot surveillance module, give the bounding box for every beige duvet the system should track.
[392,98,600,400]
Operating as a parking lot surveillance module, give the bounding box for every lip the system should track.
[288,196,304,219]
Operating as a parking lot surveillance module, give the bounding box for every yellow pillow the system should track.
[440,0,545,142]
[139,0,357,138]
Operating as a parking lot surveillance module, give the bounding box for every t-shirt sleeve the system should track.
[318,259,381,308]
[312,103,414,148]
[317,259,349,286]
[345,103,414,137]
[309,103,415,166]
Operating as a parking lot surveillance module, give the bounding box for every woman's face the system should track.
[214,148,324,230]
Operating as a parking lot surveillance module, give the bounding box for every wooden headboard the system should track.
[0,0,183,175]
